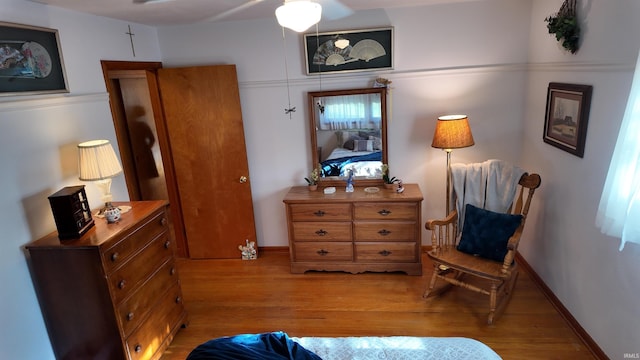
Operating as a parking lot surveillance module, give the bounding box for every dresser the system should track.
[283,184,423,275]
[25,201,187,360]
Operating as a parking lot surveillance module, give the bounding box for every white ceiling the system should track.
[27,0,469,26]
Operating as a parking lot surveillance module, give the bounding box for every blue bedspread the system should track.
[186,332,322,360]
[321,151,381,176]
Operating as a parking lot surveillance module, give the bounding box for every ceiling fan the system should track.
[133,0,353,26]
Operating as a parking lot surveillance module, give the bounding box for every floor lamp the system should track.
[431,115,475,215]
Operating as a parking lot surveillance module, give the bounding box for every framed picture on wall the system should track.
[304,27,393,75]
[0,22,68,96]
[543,82,593,157]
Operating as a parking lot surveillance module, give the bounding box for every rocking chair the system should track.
[423,160,541,324]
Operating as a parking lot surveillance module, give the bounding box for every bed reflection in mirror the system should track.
[309,87,387,185]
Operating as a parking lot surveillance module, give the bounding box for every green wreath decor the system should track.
[545,0,580,54]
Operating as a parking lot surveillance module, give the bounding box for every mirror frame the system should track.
[308,87,388,187]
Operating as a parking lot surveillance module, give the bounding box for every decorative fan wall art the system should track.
[304,27,393,75]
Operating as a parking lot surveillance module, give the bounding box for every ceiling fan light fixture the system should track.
[276,0,322,33]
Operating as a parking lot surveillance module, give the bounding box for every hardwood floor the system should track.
[161,250,596,360]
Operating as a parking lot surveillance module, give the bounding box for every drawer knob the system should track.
[378,209,392,216]
[175,296,182,304]
[110,252,119,262]
[313,210,326,217]
[315,229,328,236]
[317,249,329,256]
[170,267,176,276]
[379,250,392,256]
[378,229,391,236]
[134,344,142,353]
[164,240,171,249]
[127,312,134,321]
[118,280,126,289]
[160,217,168,226]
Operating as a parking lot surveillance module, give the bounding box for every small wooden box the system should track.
[48,185,95,240]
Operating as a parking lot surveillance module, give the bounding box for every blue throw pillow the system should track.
[457,204,523,262]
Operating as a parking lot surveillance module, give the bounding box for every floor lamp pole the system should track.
[445,149,452,216]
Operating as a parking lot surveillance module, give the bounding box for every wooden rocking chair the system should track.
[423,164,541,325]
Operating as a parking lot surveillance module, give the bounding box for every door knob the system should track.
[239,176,248,183]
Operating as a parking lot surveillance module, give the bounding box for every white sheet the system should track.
[292,336,502,360]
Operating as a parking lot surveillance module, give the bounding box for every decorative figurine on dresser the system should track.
[283,184,423,275]
[25,200,188,360]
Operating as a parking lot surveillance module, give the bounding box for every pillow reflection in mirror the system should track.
[353,139,374,152]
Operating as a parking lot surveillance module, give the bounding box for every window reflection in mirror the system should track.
[309,87,387,186]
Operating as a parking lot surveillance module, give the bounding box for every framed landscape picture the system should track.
[304,27,393,75]
[0,22,68,96]
[543,82,593,158]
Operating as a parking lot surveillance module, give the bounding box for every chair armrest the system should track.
[425,210,458,230]
[425,210,459,249]
[502,222,525,274]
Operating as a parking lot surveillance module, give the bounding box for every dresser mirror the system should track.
[308,87,388,186]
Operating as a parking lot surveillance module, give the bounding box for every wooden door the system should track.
[157,65,257,259]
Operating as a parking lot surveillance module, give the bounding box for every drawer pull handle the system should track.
[160,217,168,226]
[127,312,134,321]
[175,296,182,304]
[134,344,142,353]
[378,209,392,216]
[170,267,176,276]
[110,252,119,262]
[315,229,328,236]
[379,250,392,256]
[118,280,126,289]
[317,249,329,256]
[378,229,391,236]
[313,210,325,217]
[164,240,171,249]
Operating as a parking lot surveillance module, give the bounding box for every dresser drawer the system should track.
[294,242,353,261]
[125,283,185,360]
[103,210,168,273]
[355,242,418,262]
[292,222,352,241]
[289,203,351,221]
[354,203,418,220]
[117,258,179,337]
[108,233,173,304]
[353,222,416,242]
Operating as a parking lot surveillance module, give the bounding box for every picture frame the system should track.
[543,82,593,157]
[0,21,68,96]
[304,27,393,75]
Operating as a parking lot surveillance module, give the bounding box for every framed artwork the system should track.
[304,27,393,75]
[543,82,593,157]
[0,22,68,96]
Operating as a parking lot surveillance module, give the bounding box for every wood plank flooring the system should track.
[161,250,596,360]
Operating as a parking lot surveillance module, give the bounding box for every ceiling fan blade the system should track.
[316,0,353,20]
[207,0,266,22]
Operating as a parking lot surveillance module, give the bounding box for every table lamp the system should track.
[77,139,123,221]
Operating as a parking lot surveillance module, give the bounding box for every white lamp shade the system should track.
[78,140,123,181]
[276,0,322,32]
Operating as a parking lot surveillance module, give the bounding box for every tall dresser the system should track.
[283,184,423,275]
[25,200,187,360]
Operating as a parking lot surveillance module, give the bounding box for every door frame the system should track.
[101,60,188,257]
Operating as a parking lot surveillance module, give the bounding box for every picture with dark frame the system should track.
[543,82,592,157]
[0,22,68,96]
[304,27,393,75]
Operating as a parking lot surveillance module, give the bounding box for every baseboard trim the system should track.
[515,253,608,360]
[258,246,289,253]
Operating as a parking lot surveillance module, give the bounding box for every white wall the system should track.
[0,1,161,358]
[156,0,532,250]
[520,0,640,357]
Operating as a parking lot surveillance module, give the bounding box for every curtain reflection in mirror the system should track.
[317,93,381,130]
